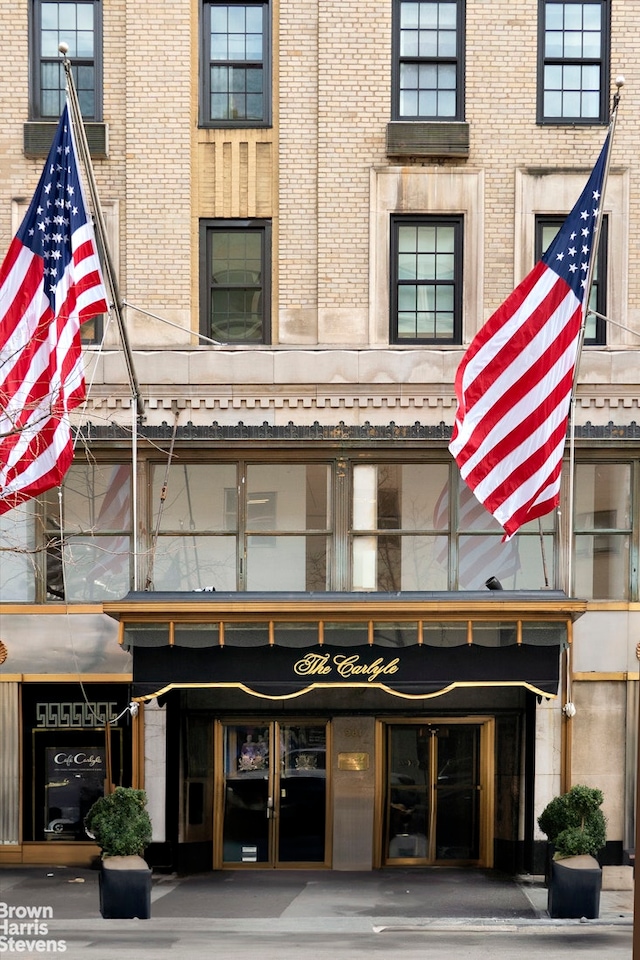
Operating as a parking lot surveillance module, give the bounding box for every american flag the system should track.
[449,133,611,539]
[0,104,107,515]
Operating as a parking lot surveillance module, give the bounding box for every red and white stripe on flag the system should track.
[433,477,521,588]
[449,131,611,540]
[0,104,108,515]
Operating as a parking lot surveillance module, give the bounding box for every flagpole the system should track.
[556,79,640,960]
[60,48,144,422]
[560,79,623,848]
[566,78,623,596]
[60,46,142,588]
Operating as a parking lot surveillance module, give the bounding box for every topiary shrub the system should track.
[85,787,152,858]
[538,784,606,860]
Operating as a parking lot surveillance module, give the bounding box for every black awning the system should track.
[132,642,560,701]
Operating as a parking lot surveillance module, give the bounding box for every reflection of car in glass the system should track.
[46,817,78,834]
[435,758,478,860]
[211,270,263,342]
[388,773,428,858]
[437,758,473,784]
[45,802,81,835]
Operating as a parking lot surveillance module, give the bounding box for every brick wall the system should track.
[0,1,639,351]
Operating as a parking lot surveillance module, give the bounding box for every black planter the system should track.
[547,855,602,919]
[99,856,152,919]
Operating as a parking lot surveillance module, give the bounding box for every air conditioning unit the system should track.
[386,122,470,159]
[24,122,108,159]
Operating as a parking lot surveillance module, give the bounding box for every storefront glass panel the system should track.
[44,745,105,839]
[574,462,632,599]
[385,721,485,865]
[22,684,132,843]
[278,724,327,862]
[219,721,328,867]
[222,723,271,863]
[246,534,328,590]
[152,535,236,592]
[0,503,36,601]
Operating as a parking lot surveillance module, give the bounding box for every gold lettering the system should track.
[294,652,332,677]
[293,652,400,682]
[332,654,400,682]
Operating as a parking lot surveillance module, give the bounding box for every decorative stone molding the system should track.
[81,390,639,415]
[75,420,640,443]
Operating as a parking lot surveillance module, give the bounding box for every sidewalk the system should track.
[516,871,633,928]
[0,864,633,930]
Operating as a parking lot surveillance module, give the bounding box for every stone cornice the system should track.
[80,387,640,418]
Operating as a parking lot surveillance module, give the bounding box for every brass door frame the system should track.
[213,719,332,869]
[374,716,495,868]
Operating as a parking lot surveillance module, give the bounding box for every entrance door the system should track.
[216,721,328,867]
[383,719,494,866]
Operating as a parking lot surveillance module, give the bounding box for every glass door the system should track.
[221,723,271,864]
[383,719,493,866]
[217,721,328,867]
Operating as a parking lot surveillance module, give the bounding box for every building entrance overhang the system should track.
[103,591,586,703]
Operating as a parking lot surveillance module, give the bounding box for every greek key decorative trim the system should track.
[35,701,119,728]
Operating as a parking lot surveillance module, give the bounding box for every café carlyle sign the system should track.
[294,652,399,682]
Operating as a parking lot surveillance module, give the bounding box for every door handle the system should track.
[267,796,274,818]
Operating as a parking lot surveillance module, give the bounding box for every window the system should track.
[149,463,331,591]
[22,683,132,843]
[79,313,103,345]
[0,504,38,602]
[12,194,107,344]
[43,462,131,601]
[391,216,463,343]
[244,465,330,590]
[538,1,609,123]
[200,220,271,343]
[453,475,556,591]
[150,463,238,592]
[201,1,270,126]
[573,463,631,599]
[31,0,102,120]
[392,0,464,120]
[2,453,636,602]
[536,215,608,344]
[351,463,450,591]
[349,465,556,593]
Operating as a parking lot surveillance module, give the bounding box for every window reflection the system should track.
[0,456,636,601]
[574,463,631,599]
[0,504,37,601]
[44,463,132,602]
